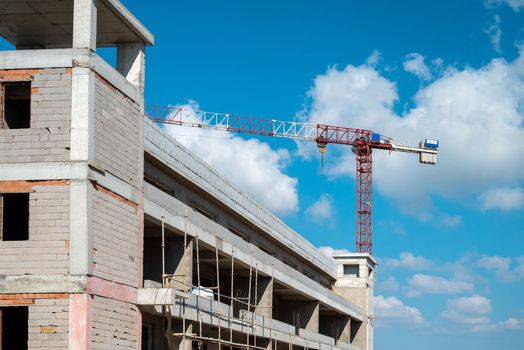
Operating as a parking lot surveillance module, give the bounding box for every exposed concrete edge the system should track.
[137,288,189,305]
[0,162,88,181]
[0,275,87,294]
[143,190,363,321]
[0,48,88,69]
[0,49,141,103]
[143,119,337,278]
[92,53,141,103]
[102,0,155,45]
[333,253,377,266]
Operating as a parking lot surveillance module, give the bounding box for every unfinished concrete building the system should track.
[0,1,376,349]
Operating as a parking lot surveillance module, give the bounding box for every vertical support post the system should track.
[73,0,97,50]
[230,250,235,343]
[215,239,221,350]
[355,145,373,254]
[117,43,146,95]
[246,255,253,347]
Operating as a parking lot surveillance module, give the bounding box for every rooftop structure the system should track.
[0,1,374,349]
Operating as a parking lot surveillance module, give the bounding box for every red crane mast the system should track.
[145,105,439,255]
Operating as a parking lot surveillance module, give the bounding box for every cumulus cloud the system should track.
[485,15,502,53]
[164,102,298,216]
[383,252,433,270]
[403,53,432,80]
[405,274,475,297]
[366,50,382,67]
[374,295,426,327]
[442,294,492,325]
[318,246,351,256]
[477,255,524,282]
[300,46,524,217]
[486,0,524,11]
[478,186,524,211]
[305,194,335,223]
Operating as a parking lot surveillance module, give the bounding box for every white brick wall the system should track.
[0,68,71,163]
[91,295,138,349]
[28,298,69,350]
[92,187,139,287]
[0,184,69,275]
[94,77,141,188]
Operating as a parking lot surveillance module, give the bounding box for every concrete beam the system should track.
[137,288,189,305]
[0,275,87,294]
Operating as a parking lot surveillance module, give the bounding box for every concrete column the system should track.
[73,0,97,50]
[168,239,193,292]
[278,300,319,333]
[173,322,193,350]
[255,277,273,317]
[70,66,95,162]
[117,43,146,94]
[69,180,93,275]
[68,293,93,350]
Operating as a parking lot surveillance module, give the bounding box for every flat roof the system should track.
[0,0,154,48]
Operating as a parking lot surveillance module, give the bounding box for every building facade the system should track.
[0,1,374,349]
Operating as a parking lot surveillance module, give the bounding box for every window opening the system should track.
[2,82,31,129]
[1,193,30,241]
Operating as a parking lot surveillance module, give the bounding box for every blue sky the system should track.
[3,0,524,348]
[128,0,524,349]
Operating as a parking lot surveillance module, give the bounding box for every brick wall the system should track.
[93,74,141,188]
[28,297,69,349]
[0,68,71,163]
[0,181,69,275]
[91,295,138,349]
[92,184,139,287]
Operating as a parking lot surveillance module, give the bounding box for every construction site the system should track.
[0,1,440,350]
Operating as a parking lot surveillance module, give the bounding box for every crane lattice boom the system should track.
[145,105,439,254]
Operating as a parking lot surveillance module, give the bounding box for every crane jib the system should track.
[145,105,439,255]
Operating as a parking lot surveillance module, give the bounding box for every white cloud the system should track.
[486,0,524,11]
[499,317,524,330]
[406,274,475,297]
[366,50,382,67]
[403,53,432,80]
[374,295,426,328]
[378,276,399,292]
[440,213,462,227]
[477,255,524,282]
[305,194,335,223]
[384,252,433,270]
[442,294,492,325]
[485,15,502,53]
[318,246,351,256]
[300,46,524,217]
[478,186,524,211]
[164,102,298,216]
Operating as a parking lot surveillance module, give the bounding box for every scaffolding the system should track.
[158,211,295,350]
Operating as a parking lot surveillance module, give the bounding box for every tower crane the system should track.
[145,105,439,255]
